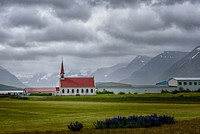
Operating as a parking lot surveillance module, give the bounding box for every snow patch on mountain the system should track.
[41,73,53,80]
[68,74,79,77]
[191,52,200,59]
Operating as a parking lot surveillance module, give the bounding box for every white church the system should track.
[54,60,96,96]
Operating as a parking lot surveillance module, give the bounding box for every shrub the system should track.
[30,93,52,96]
[194,89,200,92]
[172,90,179,94]
[93,114,175,129]
[118,92,125,95]
[68,121,83,131]
[161,90,170,93]
[96,89,114,94]
[9,95,29,100]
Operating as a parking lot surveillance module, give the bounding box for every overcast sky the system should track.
[0,0,200,75]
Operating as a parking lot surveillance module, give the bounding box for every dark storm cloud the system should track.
[0,0,74,8]
[155,3,200,30]
[8,7,47,29]
[1,0,200,74]
[152,0,200,5]
[0,0,91,21]
[89,0,200,8]
[100,1,200,47]
[89,0,139,8]
[29,21,96,42]
[0,29,10,42]
[54,3,91,21]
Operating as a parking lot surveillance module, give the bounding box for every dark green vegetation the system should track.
[1,93,200,133]
[29,92,52,96]
[28,93,200,103]
[161,87,200,94]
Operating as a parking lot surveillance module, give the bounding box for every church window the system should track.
[91,89,93,93]
[86,89,89,93]
[178,82,182,85]
[77,89,79,93]
[62,89,65,94]
[67,89,69,93]
[81,89,84,93]
[72,89,74,93]
[189,82,192,85]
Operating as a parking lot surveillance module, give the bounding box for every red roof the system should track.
[60,77,95,87]
[60,60,64,74]
[25,87,57,92]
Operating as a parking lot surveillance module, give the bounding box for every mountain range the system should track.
[1,46,200,87]
[121,51,188,84]
[0,66,25,88]
[0,84,23,90]
[106,55,151,82]
[90,62,128,82]
[160,46,200,80]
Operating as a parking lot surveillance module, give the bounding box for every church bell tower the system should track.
[60,59,65,79]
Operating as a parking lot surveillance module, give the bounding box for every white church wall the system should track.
[60,87,96,96]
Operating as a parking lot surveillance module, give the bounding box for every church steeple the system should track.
[60,59,65,79]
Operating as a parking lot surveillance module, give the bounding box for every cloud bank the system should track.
[0,0,200,74]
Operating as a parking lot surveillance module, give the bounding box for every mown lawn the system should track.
[0,93,200,133]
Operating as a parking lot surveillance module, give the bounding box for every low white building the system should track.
[0,90,25,95]
[168,77,200,91]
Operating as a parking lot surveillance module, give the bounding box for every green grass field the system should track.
[1,93,200,133]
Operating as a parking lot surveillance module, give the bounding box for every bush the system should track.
[194,89,200,92]
[161,90,170,93]
[172,90,179,94]
[93,114,175,129]
[178,87,191,93]
[118,92,125,95]
[68,121,83,132]
[8,95,29,100]
[96,89,114,94]
[30,93,52,96]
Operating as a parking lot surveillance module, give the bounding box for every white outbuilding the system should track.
[168,77,200,91]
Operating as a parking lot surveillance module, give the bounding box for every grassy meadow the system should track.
[0,93,200,133]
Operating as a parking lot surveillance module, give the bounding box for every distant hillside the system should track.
[91,63,128,82]
[122,51,188,85]
[160,46,200,80]
[0,84,23,91]
[96,82,132,88]
[0,66,26,88]
[106,55,151,82]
